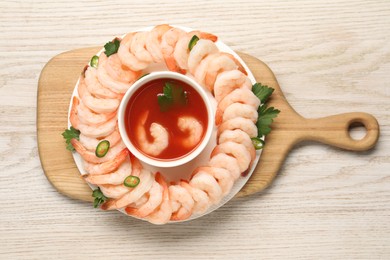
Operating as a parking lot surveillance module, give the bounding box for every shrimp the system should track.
[187,39,219,75]
[222,103,258,124]
[72,96,116,126]
[125,180,163,218]
[83,148,129,175]
[189,171,222,205]
[105,53,141,83]
[203,53,241,91]
[71,138,126,164]
[169,184,194,221]
[193,53,216,88]
[194,166,234,196]
[210,141,251,173]
[131,31,154,63]
[129,153,143,177]
[79,127,121,151]
[69,98,117,138]
[215,88,260,125]
[217,118,258,138]
[77,76,120,114]
[84,67,120,99]
[209,153,241,181]
[83,156,131,185]
[161,27,186,73]
[173,30,218,71]
[218,129,256,161]
[136,111,169,156]
[101,169,154,210]
[97,53,134,94]
[213,70,252,102]
[177,116,203,148]
[146,24,172,63]
[146,173,173,225]
[180,181,210,215]
[117,33,149,71]
[99,184,131,199]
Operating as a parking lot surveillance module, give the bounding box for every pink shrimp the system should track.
[180,181,210,215]
[146,24,172,63]
[222,103,258,124]
[101,169,154,210]
[117,33,149,71]
[84,67,120,99]
[71,96,116,127]
[215,88,260,125]
[83,148,130,175]
[169,184,194,221]
[217,118,258,138]
[105,53,141,83]
[99,184,131,199]
[78,126,121,151]
[187,39,219,75]
[146,173,173,225]
[125,180,163,218]
[189,171,222,205]
[213,70,252,102]
[131,31,154,64]
[77,76,120,114]
[219,129,256,162]
[193,166,234,196]
[161,27,187,73]
[209,153,241,181]
[83,156,131,185]
[210,141,251,173]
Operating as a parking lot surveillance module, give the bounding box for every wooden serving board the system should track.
[37,47,380,202]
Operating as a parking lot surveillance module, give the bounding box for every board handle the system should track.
[299,112,379,151]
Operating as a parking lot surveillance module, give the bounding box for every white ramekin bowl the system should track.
[118,71,214,168]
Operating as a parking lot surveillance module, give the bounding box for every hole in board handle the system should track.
[348,122,367,141]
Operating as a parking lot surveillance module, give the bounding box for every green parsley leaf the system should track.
[256,105,280,136]
[92,187,107,208]
[104,38,120,57]
[157,82,188,112]
[252,83,274,104]
[61,126,80,151]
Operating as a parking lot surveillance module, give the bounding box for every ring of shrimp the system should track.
[71,25,259,224]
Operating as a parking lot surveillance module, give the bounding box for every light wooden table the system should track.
[1,1,389,259]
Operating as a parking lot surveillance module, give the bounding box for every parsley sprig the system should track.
[157,82,188,112]
[104,38,120,57]
[61,126,80,151]
[251,83,280,149]
[92,187,107,208]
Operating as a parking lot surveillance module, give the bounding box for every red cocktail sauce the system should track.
[125,78,208,160]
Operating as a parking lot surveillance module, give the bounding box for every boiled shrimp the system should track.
[117,33,149,71]
[83,148,129,175]
[79,127,121,151]
[219,129,256,161]
[146,24,172,63]
[187,39,219,75]
[71,138,126,164]
[209,153,241,181]
[215,88,260,125]
[105,53,141,83]
[146,173,173,225]
[101,169,154,210]
[189,171,222,205]
[222,103,258,124]
[97,53,134,94]
[125,180,163,218]
[177,116,203,148]
[210,141,251,173]
[136,111,169,156]
[217,117,258,138]
[169,184,194,221]
[84,67,120,99]
[72,96,116,127]
[99,184,131,199]
[77,76,120,114]
[83,156,131,185]
[194,166,234,196]
[180,181,210,215]
[161,27,186,73]
[131,31,154,64]
[213,70,252,102]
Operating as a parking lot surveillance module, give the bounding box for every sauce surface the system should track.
[125,78,208,160]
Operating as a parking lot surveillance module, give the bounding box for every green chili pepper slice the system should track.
[90,55,99,68]
[251,137,264,150]
[124,175,140,188]
[95,140,110,158]
[188,35,200,51]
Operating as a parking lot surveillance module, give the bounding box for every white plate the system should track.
[68,25,261,223]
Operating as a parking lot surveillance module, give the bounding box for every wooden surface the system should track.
[37,48,379,201]
[2,0,390,259]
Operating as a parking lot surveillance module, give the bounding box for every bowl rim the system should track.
[117,71,214,168]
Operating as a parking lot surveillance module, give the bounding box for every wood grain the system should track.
[1,0,390,259]
[37,48,379,201]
